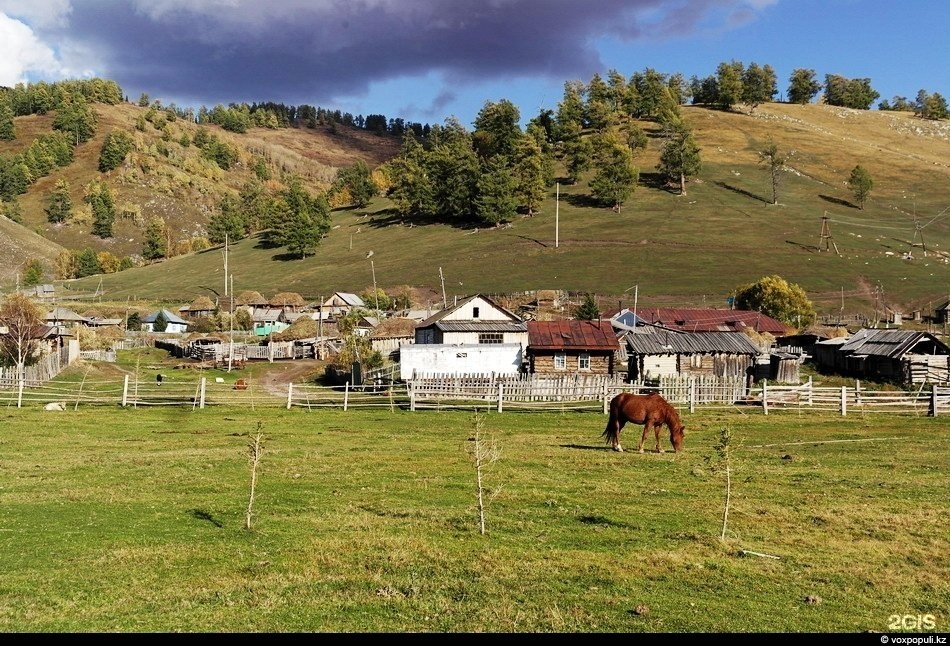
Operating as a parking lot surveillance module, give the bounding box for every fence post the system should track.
[807,376,813,406]
[409,381,416,412]
[841,386,847,416]
[602,382,609,415]
[931,385,938,417]
[689,378,696,413]
[286,382,293,409]
[344,381,349,411]
[855,380,861,406]
[497,382,503,413]
[122,374,129,407]
[269,342,274,363]
[199,377,206,409]
[762,380,768,415]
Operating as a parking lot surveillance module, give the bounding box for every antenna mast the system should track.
[439,267,447,309]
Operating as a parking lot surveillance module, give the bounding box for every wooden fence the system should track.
[3,371,950,417]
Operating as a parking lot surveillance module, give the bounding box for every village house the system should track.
[813,329,950,384]
[141,309,189,333]
[401,294,527,379]
[526,320,620,375]
[632,307,789,335]
[622,329,773,382]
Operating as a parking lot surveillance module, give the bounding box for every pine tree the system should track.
[574,293,601,320]
[45,180,72,223]
[474,155,517,226]
[847,165,874,209]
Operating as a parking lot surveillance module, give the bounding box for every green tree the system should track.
[657,122,702,196]
[142,216,168,260]
[847,165,874,209]
[74,247,102,277]
[86,180,116,238]
[734,275,815,330]
[335,160,377,208]
[715,61,744,110]
[574,293,600,320]
[511,136,548,216]
[153,310,169,332]
[741,62,777,113]
[787,68,822,104]
[590,136,639,212]
[271,178,331,259]
[45,179,72,223]
[472,99,522,159]
[758,137,789,205]
[386,134,435,220]
[207,194,247,244]
[98,129,134,172]
[21,259,44,287]
[563,135,594,184]
[52,94,97,144]
[554,81,585,141]
[2,198,24,223]
[474,155,518,226]
[0,100,15,141]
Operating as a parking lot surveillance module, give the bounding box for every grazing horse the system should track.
[601,392,685,453]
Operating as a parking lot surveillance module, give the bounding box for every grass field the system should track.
[1,405,947,632]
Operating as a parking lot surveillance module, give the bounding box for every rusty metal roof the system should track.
[634,308,789,334]
[624,330,764,355]
[527,320,619,351]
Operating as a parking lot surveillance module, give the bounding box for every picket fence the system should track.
[3,371,949,417]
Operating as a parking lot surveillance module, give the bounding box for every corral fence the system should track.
[3,371,949,417]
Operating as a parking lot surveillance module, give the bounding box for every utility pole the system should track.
[555,182,559,248]
[439,267,447,309]
[371,260,380,320]
[818,213,840,255]
[223,232,229,297]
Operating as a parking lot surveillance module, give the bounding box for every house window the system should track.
[554,353,567,370]
[579,353,591,370]
[473,307,480,318]
[690,354,703,368]
[478,332,503,344]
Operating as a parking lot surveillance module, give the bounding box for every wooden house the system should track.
[816,329,950,384]
[526,320,619,375]
[45,307,88,329]
[321,292,366,318]
[623,329,774,382]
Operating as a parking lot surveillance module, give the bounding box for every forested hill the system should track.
[2,76,950,317]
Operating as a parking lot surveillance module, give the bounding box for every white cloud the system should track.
[0,12,63,86]
[0,0,72,28]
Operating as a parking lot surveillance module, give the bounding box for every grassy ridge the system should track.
[0,405,946,632]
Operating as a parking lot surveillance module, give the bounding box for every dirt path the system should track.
[257,359,326,396]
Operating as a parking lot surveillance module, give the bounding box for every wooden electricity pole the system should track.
[818,214,840,255]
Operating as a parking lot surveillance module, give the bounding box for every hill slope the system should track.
[5,100,950,318]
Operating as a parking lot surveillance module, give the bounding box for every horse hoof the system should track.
[613,446,623,453]
[638,448,645,454]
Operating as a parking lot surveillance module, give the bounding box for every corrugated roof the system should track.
[434,320,527,333]
[635,307,788,334]
[528,320,619,350]
[838,329,950,358]
[419,294,522,326]
[624,330,763,355]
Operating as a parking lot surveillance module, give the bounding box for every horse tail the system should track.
[601,396,620,445]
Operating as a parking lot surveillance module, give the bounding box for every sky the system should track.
[1,0,948,128]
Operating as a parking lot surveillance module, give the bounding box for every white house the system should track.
[402,294,527,379]
[141,309,189,334]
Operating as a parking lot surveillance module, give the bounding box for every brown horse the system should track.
[601,392,685,453]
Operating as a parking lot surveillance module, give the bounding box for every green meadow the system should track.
[1,405,946,632]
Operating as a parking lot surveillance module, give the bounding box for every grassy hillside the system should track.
[5,100,950,318]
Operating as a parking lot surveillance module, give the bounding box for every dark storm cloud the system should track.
[32,0,763,108]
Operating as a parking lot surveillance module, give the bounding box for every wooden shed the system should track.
[623,330,768,382]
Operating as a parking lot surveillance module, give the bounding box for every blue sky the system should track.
[1,0,947,128]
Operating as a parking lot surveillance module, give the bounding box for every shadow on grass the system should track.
[714,181,770,204]
[563,193,605,209]
[786,239,821,253]
[190,508,223,528]
[819,194,856,209]
[560,443,608,451]
[639,171,673,191]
